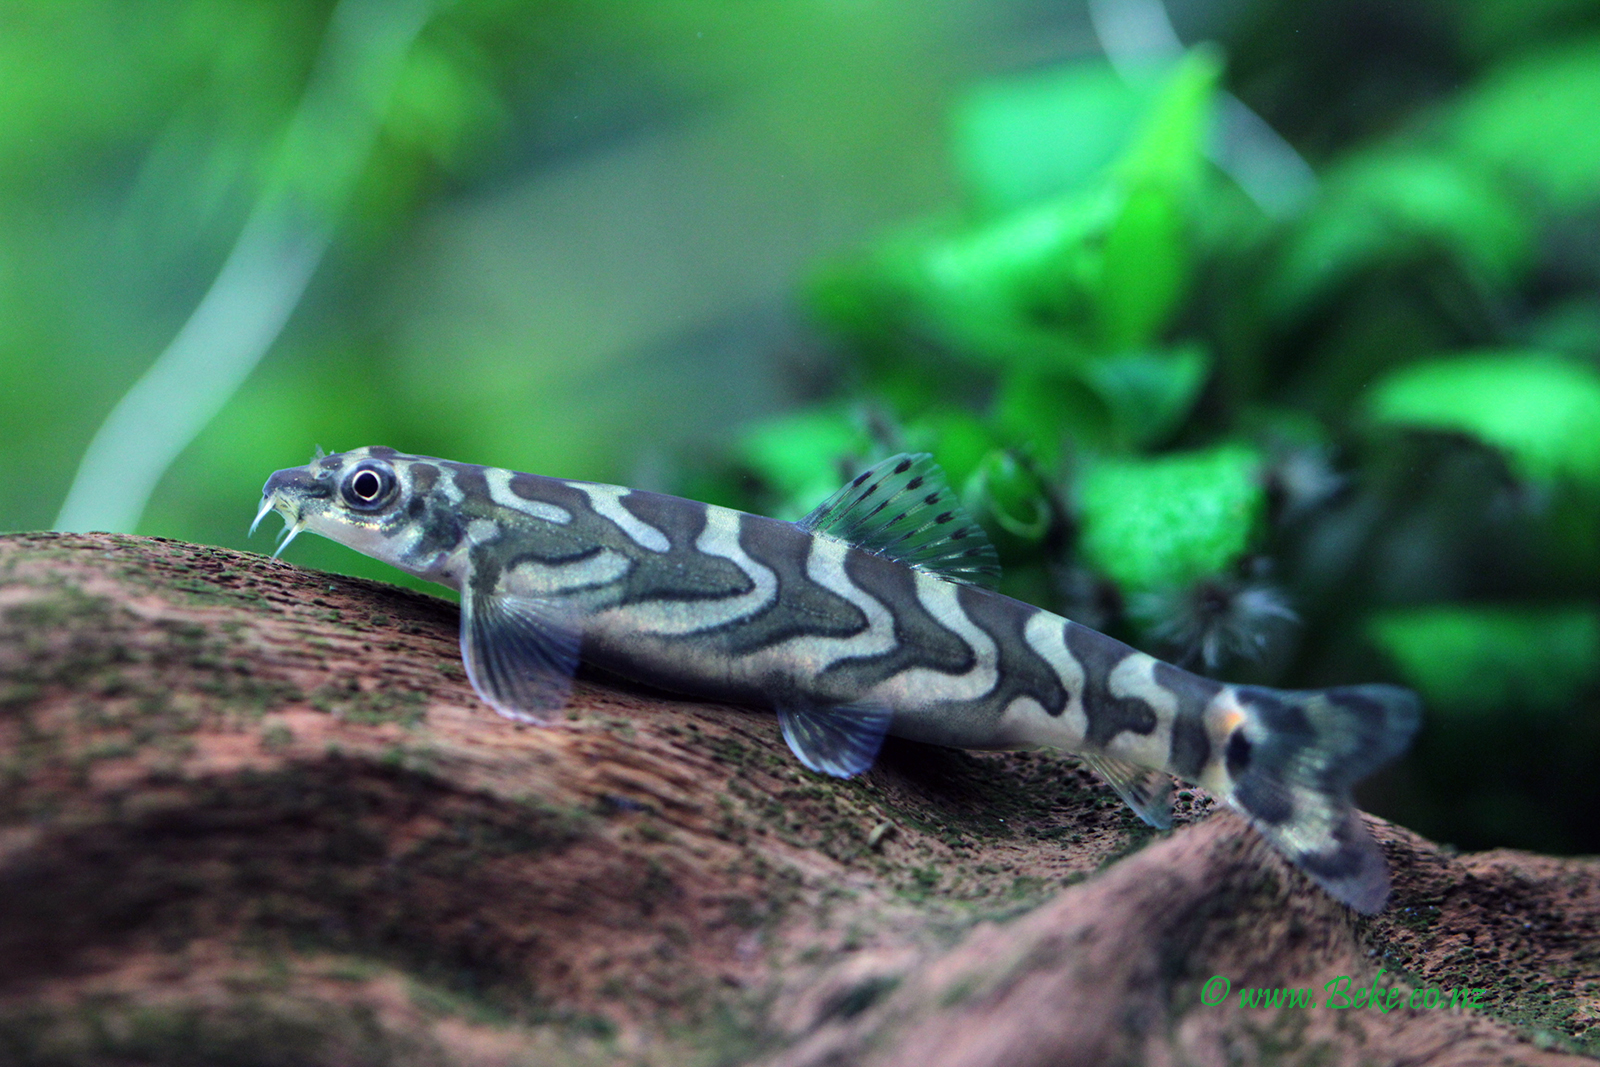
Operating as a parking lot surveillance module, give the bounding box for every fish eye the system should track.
[341,463,397,509]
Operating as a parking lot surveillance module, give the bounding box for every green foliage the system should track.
[746,50,1259,639]
[1099,47,1218,351]
[5,0,1600,854]
[736,409,872,519]
[1447,36,1600,209]
[954,61,1147,214]
[1369,605,1600,717]
[1268,150,1532,319]
[1076,446,1265,595]
[1368,353,1600,488]
[798,48,1223,492]
[965,449,1051,544]
[714,4,1600,852]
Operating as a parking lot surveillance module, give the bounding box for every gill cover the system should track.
[255,448,585,724]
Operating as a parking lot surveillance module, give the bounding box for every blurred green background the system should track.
[4,0,1598,856]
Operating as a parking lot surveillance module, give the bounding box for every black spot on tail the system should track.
[1234,771,1291,826]
[1227,684,1421,913]
[1225,730,1252,777]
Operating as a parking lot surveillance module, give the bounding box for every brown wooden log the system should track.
[1,532,1595,1065]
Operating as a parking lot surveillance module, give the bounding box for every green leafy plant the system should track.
[703,20,1600,854]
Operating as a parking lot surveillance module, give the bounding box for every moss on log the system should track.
[1,532,1595,1065]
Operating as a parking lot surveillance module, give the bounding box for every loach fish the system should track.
[254,447,1420,912]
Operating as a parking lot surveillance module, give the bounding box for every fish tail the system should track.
[1219,683,1421,913]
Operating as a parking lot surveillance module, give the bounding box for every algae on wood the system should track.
[1,533,1595,1066]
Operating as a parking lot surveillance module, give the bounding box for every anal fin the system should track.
[1081,752,1174,829]
[777,700,894,778]
[460,584,581,724]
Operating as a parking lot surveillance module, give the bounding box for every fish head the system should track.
[253,446,415,561]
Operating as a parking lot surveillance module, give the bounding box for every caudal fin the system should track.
[1223,683,1422,913]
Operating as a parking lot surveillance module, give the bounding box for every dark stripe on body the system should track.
[494,473,648,562]
[409,463,440,495]
[718,515,867,652]
[404,463,465,560]
[463,469,641,592]
[1153,660,1218,780]
[817,548,973,691]
[878,588,1076,749]
[610,492,755,603]
[954,588,1067,716]
[1062,622,1159,749]
[443,462,491,505]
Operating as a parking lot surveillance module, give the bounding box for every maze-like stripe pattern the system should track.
[350,448,1223,768]
[257,445,1423,913]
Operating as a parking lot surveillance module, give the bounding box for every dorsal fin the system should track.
[797,453,1001,589]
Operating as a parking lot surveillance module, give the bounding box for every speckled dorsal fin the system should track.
[1080,752,1174,829]
[459,585,581,725]
[776,700,894,778]
[797,453,1001,589]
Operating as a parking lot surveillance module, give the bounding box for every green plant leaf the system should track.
[1268,150,1530,319]
[1367,352,1600,488]
[966,449,1052,543]
[908,188,1117,369]
[1079,344,1211,449]
[1097,48,1220,350]
[1448,35,1600,209]
[992,370,1114,459]
[1369,605,1600,716]
[902,408,999,488]
[1075,444,1264,593]
[738,408,872,517]
[1098,184,1190,351]
[1112,46,1220,195]
[815,49,1218,373]
[953,59,1147,214]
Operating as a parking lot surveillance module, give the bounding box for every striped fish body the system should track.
[256,446,1420,913]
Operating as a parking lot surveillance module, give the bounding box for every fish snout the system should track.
[252,466,334,543]
[261,466,330,503]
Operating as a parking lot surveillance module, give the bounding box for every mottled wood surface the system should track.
[1,532,1594,1066]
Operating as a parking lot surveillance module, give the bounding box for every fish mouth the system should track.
[251,492,308,559]
[251,467,327,558]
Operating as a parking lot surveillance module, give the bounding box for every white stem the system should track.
[55,0,434,533]
[1088,0,1317,218]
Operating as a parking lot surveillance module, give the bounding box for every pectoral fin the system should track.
[460,583,581,724]
[777,700,894,778]
[1080,752,1174,829]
